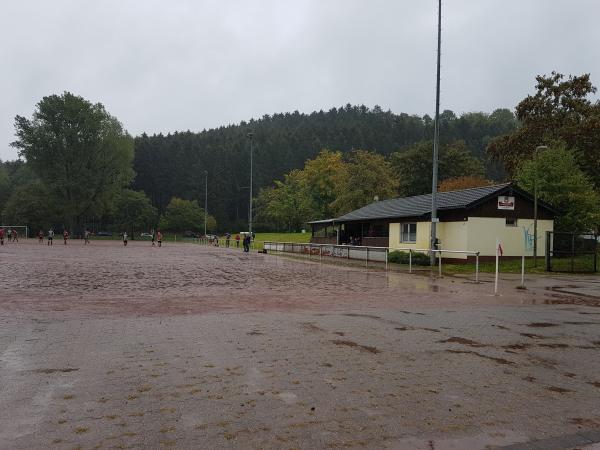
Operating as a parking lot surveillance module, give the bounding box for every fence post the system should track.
[320,245,322,262]
[571,233,575,273]
[385,249,388,270]
[409,249,412,273]
[475,252,480,284]
[595,234,598,273]
[494,238,500,296]
[520,254,525,289]
[309,244,312,261]
[366,247,369,268]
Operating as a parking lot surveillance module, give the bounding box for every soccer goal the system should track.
[1,225,29,239]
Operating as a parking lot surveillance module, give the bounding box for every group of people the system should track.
[209,232,254,252]
[32,229,164,247]
[37,229,71,245]
[0,228,19,245]
[5,227,257,252]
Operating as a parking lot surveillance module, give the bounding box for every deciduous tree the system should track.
[12,92,134,228]
[488,72,600,188]
[331,150,398,215]
[158,197,215,232]
[516,146,600,232]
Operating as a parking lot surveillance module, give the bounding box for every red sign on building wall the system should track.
[497,196,515,210]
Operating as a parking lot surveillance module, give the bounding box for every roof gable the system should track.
[331,183,556,222]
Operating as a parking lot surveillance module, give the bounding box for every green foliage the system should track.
[516,146,600,232]
[0,164,10,217]
[302,149,348,219]
[488,72,600,189]
[390,140,485,197]
[12,92,134,227]
[133,106,516,230]
[331,150,398,215]
[255,170,312,232]
[2,181,61,232]
[158,197,215,232]
[112,189,158,233]
[388,251,430,266]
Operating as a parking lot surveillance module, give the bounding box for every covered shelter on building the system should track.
[309,183,556,260]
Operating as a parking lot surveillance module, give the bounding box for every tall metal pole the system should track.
[430,0,442,266]
[204,170,208,237]
[248,132,254,234]
[533,145,548,267]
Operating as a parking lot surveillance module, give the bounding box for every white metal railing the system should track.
[262,241,481,282]
[192,238,481,282]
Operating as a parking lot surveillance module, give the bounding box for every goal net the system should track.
[1,226,29,239]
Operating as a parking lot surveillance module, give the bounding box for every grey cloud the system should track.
[1,0,599,160]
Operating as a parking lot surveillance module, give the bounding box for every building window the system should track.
[505,218,518,227]
[400,223,417,243]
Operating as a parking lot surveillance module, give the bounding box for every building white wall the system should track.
[389,221,431,251]
[388,217,554,258]
[467,217,553,257]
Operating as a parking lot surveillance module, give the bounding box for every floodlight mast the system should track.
[247,132,254,235]
[204,170,208,237]
[430,0,442,266]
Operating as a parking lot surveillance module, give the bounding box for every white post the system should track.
[409,250,413,273]
[438,250,442,277]
[475,253,480,284]
[365,247,369,268]
[385,249,388,270]
[494,238,500,296]
[520,254,526,289]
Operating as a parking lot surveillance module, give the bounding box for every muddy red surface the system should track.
[0,239,570,318]
[1,240,600,449]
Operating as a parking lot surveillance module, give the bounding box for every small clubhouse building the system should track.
[309,183,556,260]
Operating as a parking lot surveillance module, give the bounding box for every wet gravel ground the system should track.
[0,240,599,449]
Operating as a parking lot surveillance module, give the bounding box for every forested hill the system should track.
[133,105,517,230]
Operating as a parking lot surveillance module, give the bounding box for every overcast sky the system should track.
[2,0,599,160]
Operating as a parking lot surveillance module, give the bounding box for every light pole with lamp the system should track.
[247,132,254,236]
[533,145,548,267]
[204,170,208,237]
[430,0,442,266]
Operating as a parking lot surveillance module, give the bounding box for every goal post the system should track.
[1,226,29,239]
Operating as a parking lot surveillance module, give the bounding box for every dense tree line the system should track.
[132,106,516,231]
[3,72,597,235]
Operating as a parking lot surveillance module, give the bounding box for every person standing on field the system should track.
[38,230,44,244]
[157,230,162,247]
[0,228,4,246]
[235,233,240,248]
[122,231,128,246]
[63,229,69,245]
[11,229,18,243]
[48,229,54,245]
[84,229,90,245]
[151,230,156,247]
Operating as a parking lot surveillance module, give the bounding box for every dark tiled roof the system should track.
[334,183,513,222]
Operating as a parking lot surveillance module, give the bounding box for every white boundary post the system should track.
[385,249,388,270]
[365,247,369,268]
[494,238,500,296]
[520,254,526,289]
[475,252,480,283]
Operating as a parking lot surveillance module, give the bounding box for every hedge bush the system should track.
[388,250,430,266]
